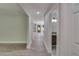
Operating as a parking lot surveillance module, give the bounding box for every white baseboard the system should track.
[26,42,32,49]
[43,42,52,55]
[0,41,27,43]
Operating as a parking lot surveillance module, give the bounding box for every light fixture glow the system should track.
[36,11,40,15]
[52,19,57,23]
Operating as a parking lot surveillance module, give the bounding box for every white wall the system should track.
[59,4,73,56]
[44,12,52,54]
[52,22,57,32]
[33,21,44,25]
[0,4,29,43]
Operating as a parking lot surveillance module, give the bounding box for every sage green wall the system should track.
[0,4,29,43]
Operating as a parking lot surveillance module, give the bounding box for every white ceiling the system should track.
[19,3,52,20]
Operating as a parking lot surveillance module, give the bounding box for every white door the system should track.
[72,4,79,55]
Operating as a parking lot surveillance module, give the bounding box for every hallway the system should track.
[0,3,56,56]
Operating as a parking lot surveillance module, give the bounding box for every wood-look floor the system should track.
[0,33,51,56]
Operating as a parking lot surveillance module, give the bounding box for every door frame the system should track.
[51,3,60,55]
[56,3,60,55]
[44,3,60,56]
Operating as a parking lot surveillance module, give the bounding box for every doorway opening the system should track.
[32,20,44,49]
[51,16,57,56]
[51,8,59,55]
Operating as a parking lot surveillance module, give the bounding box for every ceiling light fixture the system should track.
[36,11,40,15]
[52,19,57,23]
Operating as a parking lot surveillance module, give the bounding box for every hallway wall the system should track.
[0,4,29,43]
[44,4,57,54]
[44,11,52,54]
